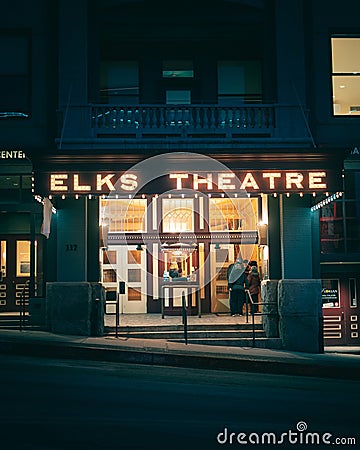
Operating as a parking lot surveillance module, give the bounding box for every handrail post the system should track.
[252,309,256,347]
[115,292,120,338]
[182,291,188,345]
[245,289,249,323]
[20,289,23,332]
[19,280,29,331]
[246,289,256,347]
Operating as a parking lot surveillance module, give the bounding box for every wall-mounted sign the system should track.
[0,150,26,159]
[37,169,341,195]
[322,279,340,308]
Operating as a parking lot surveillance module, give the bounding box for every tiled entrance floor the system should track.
[104,313,262,327]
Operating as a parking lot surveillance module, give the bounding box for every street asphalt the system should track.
[0,329,360,380]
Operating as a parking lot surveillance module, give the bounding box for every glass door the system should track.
[0,236,35,312]
[210,243,261,314]
[101,245,147,314]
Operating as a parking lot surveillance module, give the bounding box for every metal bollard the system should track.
[182,291,188,345]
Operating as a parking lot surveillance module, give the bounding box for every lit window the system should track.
[101,199,147,232]
[209,198,257,231]
[162,199,194,232]
[1,241,6,278]
[332,37,360,116]
[16,241,30,277]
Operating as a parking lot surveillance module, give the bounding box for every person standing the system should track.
[247,265,261,314]
[227,258,249,316]
[169,262,180,279]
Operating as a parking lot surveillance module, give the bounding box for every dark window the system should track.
[0,34,30,117]
[99,61,139,104]
[162,60,194,78]
[320,171,360,253]
[217,60,262,104]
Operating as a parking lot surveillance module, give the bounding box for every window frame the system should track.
[0,31,31,118]
[331,36,360,117]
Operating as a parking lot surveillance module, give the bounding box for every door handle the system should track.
[341,312,345,321]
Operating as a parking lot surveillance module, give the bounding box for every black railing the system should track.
[245,289,278,348]
[182,291,188,345]
[91,103,275,138]
[19,280,30,331]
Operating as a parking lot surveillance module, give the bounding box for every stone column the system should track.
[261,280,279,338]
[278,279,322,353]
[46,281,105,336]
[276,195,323,352]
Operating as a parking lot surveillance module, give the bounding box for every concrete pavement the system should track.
[0,328,359,380]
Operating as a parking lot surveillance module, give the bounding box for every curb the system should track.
[0,337,359,380]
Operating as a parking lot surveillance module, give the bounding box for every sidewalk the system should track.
[0,328,359,380]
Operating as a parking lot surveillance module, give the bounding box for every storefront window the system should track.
[320,201,344,253]
[349,278,357,308]
[16,240,30,277]
[101,199,147,232]
[209,198,257,232]
[162,199,194,232]
[1,241,6,278]
[322,279,340,308]
[320,171,360,253]
[332,37,360,116]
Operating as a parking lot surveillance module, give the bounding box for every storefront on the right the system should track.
[319,165,360,346]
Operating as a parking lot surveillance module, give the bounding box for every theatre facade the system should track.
[2,0,360,351]
[33,148,348,350]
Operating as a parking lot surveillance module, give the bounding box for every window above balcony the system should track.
[100,60,139,104]
[332,37,360,116]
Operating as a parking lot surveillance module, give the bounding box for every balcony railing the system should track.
[57,103,312,149]
[91,104,275,138]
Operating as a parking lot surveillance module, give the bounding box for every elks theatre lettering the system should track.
[48,170,330,194]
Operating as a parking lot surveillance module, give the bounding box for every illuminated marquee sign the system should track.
[44,170,337,195]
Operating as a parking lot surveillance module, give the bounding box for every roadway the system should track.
[0,354,358,450]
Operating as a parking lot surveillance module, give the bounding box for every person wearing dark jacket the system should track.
[247,265,261,314]
[227,258,249,316]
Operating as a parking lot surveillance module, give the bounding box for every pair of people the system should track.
[169,262,182,279]
[227,259,260,316]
